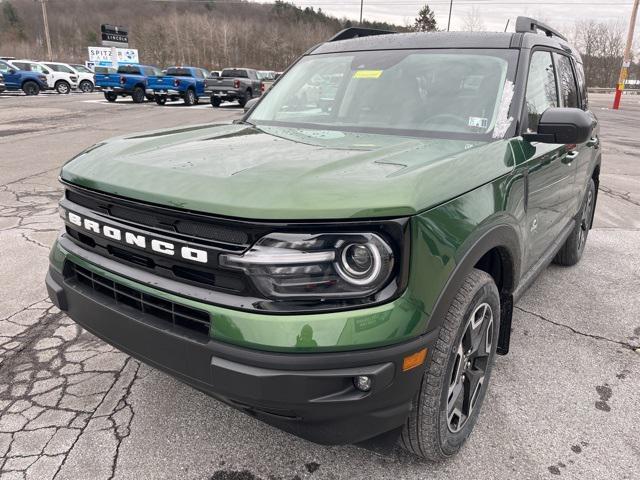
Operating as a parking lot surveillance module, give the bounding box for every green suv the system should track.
[46,17,600,460]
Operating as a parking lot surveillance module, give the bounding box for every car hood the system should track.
[61,123,517,220]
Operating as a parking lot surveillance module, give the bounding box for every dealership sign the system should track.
[88,47,138,66]
[101,24,129,48]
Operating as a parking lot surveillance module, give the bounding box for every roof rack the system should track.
[328,27,397,42]
[515,16,567,41]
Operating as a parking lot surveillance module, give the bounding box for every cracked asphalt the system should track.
[1,92,639,480]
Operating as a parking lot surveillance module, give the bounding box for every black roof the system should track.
[312,30,576,57]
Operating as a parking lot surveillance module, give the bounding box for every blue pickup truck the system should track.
[0,60,49,95]
[95,64,162,103]
[148,66,211,106]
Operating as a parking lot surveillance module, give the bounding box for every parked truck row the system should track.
[95,64,279,108]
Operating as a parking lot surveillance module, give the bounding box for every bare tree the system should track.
[462,7,485,32]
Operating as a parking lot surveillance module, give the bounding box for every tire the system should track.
[210,95,221,108]
[553,178,596,266]
[400,269,500,461]
[79,80,94,93]
[155,96,167,106]
[238,89,250,108]
[22,81,40,96]
[146,94,154,102]
[55,80,71,94]
[131,86,145,104]
[104,92,117,102]
[184,88,196,106]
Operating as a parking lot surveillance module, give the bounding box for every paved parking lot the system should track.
[0,92,639,480]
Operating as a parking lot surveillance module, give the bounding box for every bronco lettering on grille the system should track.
[66,210,209,263]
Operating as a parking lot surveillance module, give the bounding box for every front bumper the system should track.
[46,239,435,444]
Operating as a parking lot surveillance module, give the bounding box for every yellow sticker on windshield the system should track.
[353,70,383,79]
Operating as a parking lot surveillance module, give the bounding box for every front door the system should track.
[0,61,20,89]
[520,50,577,270]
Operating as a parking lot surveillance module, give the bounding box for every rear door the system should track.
[520,49,578,270]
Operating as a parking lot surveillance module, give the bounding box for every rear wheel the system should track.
[155,96,167,106]
[184,88,196,106]
[210,95,221,108]
[55,80,71,94]
[238,89,251,108]
[79,80,94,93]
[400,269,500,461]
[104,92,117,102]
[22,81,40,96]
[553,178,596,266]
[131,86,145,104]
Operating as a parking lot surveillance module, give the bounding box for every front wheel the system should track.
[400,269,500,461]
[553,178,596,266]
[104,92,117,102]
[79,80,94,93]
[210,95,221,108]
[55,81,71,94]
[155,96,167,106]
[22,81,40,96]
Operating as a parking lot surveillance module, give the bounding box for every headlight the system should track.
[219,232,395,299]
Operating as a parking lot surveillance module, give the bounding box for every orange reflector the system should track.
[402,348,427,372]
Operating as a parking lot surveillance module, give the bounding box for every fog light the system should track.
[354,375,372,392]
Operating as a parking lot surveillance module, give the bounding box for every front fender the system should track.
[406,177,525,336]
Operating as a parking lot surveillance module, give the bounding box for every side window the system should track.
[0,62,9,73]
[574,62,588,110]
[195,69,204,79]
[554,54,579,108]
[525,51,558,132]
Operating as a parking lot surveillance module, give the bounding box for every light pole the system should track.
[40,0,53,61]
[447,0,453,31]
[613,0,639,109]
[360,0,364,24]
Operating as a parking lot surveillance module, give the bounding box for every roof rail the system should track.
[515,16,567,41]
[328,27,397,42]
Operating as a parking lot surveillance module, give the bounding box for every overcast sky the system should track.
[259,0,634,33]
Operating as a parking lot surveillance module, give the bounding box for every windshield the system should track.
[73,65,92,73]
[249,49,517,140]
[47,63,74,73]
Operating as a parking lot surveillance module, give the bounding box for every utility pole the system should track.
[40,0,53,61]
[447,0,453,31]
[613,0,639,109]
[360,0,364,24]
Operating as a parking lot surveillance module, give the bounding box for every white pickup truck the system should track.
[8,59,78,94]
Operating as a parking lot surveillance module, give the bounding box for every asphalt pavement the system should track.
[0,91,639,480]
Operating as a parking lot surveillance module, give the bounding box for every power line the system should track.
[148,0,635,4]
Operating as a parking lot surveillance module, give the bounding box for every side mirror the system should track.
[243,97,259,113]
[8,69,16,74]
[524,107,593,144]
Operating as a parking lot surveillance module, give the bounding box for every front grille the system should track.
[67,262,211,337]
[66,189,249,247]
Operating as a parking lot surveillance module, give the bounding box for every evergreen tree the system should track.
[413,4,437,32]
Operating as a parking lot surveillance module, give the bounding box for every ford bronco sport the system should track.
[47,17,600,460]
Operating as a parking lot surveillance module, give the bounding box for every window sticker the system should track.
[492,80,515,139]
[353,70,383,79]
[468,117,488,129]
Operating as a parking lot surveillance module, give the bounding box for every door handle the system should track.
[563,150,579,164]
[586,136,600,148]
